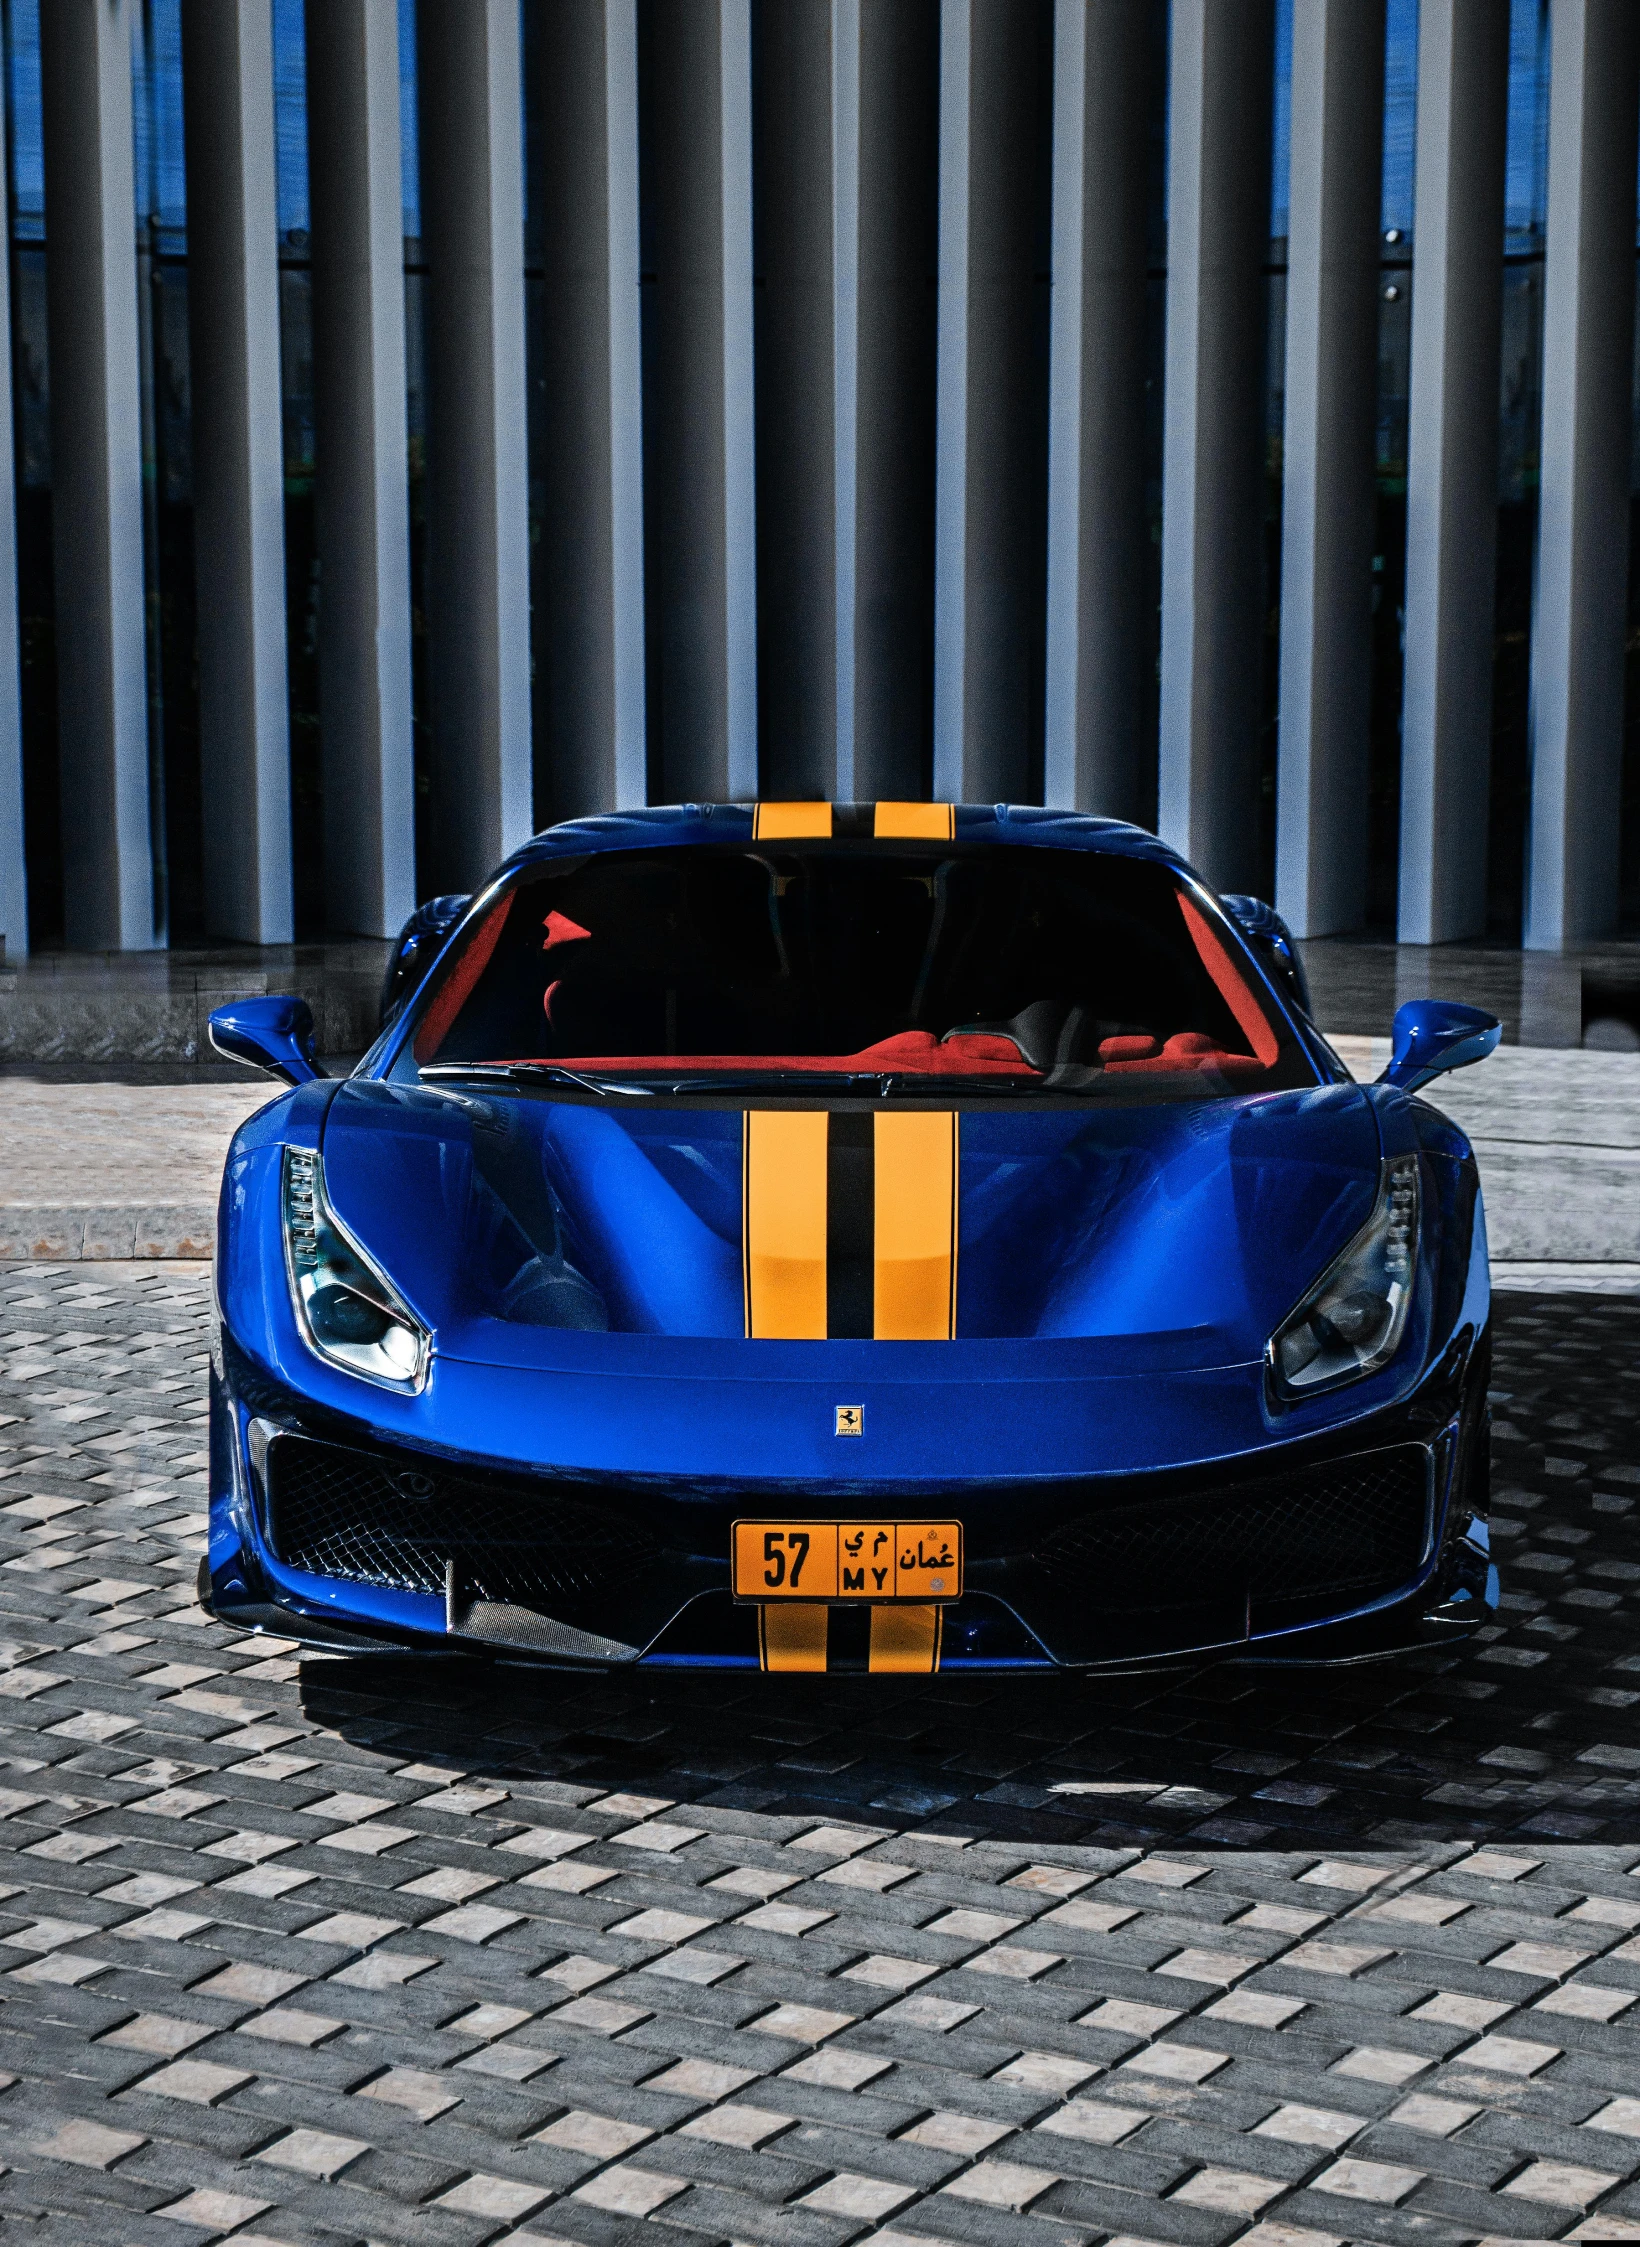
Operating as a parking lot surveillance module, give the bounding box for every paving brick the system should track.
[943,2158,1066,2214]
[251,2126,369,2177]
[32,2117,148,2168]
[134,2058,254,2105]
[571,2162,687,2215]
[152,2186,273,2228]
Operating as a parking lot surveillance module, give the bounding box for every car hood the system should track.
[321,1078,1381,1372]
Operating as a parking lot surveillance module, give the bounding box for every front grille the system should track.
[1034,1445,1430,1616]
[263,1437,662,1610]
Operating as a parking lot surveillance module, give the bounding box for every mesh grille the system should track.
[264,1438,661,1609]
[1035,1446,1430,1615]
[264,1432,1430,1629]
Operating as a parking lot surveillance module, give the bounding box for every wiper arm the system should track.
[423,1062,1074,1099]
[644,1070,1062,1097]
[421,1063,897,1096]
[419,1063,656,1097]
[654,1069,897,1094]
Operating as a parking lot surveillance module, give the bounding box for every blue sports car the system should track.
[202,803,1501,1677]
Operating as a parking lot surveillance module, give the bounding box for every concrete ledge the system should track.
[0,1207,216,1260]
[1469,1141,1640,1260]
[0,987,377,1063]
[1491,1262,1640,1293]
[0,942,390,1062]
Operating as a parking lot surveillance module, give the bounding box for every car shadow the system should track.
[301,1291,1640,1852]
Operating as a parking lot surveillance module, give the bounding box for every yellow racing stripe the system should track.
[753,802,833,839]
[760,1604,829,1671]
[874,802,955,839]
[745,1093,957,1674]
[872,1111,959,1340]
[868,1604,942,1672]
[743,1110,830,1338]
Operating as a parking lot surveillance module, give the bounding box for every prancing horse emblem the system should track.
[835,1404,863,1437]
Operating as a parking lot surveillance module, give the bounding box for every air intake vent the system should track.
[263,1437,661,1611]
[1035,1445,1431,1617]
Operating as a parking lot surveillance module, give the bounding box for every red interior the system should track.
[542,911,591,954]
[541,1028,1264,1076]
[1176,894,1281,1066]
[414,892,514,1063]
[546,1032,1035,1076]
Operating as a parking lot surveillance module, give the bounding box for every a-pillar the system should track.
[1044,0,1158,824]
[642,0,756,804]
[1156,0,1275,894]
[1397,0,1508,945]
[305,0,416,938]
[0,35,24,957]
[417,0,533,891]
[181,0,293,945]
[39,0,157,950]
[1274,0,1385,936]
[526,0,646,825]
[933,0,1053,807]
[1523,0,1640,950]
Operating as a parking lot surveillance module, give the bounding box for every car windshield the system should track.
[400,842,1311,1096]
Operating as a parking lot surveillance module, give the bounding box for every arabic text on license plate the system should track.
[732,1521,962,1603]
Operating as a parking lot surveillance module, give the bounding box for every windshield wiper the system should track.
[421,1062,890,1096]
[420,1062,1089,1099]
[654,1070,902,1094]
[419,1062,657,1097]
[611,1069,1074,1097]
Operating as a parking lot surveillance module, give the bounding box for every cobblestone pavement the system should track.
[0,1267,1637,2247]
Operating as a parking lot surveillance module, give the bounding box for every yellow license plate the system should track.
[732,1521,962,1603]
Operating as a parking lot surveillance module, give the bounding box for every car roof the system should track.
[497,802,1189,878]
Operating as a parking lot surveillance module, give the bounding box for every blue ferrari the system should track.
[202,803,1501,1677]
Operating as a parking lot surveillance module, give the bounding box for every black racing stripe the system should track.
[830,803,875,839]
[826,1112,875,1339]
[825,1603,871,1673]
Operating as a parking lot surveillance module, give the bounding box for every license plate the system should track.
[732,1521,962,1603]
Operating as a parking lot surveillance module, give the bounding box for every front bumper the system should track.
[203,1328,1496,1673]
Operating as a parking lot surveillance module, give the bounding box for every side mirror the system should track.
[1219,893,1313,1017]
[208,996,327,1086]
[1380,999,1501,1094]
[379,893,471,1029]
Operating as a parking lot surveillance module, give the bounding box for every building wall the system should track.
[0,0,1637,955]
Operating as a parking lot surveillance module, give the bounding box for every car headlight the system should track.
[282,1146,429,1390]
[1268,1155,1421,1398]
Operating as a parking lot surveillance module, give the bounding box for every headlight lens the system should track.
[1268,1155,1421,1398]
[282,1146,429,1390]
